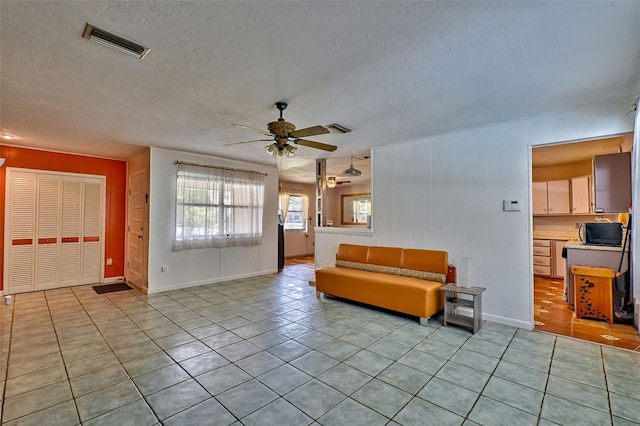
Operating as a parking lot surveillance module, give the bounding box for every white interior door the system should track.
[59,176,82,287]
[127,171,146,288]
[6,172,37,294]
[35,174,60,291]
[81,177,103,285]
[5,169,105,293]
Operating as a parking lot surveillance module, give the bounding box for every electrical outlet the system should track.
[161,265,167,273]
[106,258,113,266]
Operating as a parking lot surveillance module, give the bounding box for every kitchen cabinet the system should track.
[552,240,568,279]
[533,238,567,278]
[532,180,570,215]
[594,152,631,213]
[532,182,548,215]
[533,239,551,276]
[571,176,590,214]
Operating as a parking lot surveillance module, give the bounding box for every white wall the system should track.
[147,147,279,293]
[370,95,637,329]
[315,227,377,270]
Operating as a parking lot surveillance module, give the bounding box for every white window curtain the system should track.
[174,163,265,251]
[279,190,291,224]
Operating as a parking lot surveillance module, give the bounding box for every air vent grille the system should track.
[82,23,149,59]
[325,123,351,134]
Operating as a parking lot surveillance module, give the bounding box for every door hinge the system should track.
[128,225,130,232]
[128,189,132,195]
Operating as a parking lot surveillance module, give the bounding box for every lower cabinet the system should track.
[533,239,551,276]
[533,239,568,278]
[552,240,568,279]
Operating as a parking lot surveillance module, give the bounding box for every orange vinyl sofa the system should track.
[315,244,456,326]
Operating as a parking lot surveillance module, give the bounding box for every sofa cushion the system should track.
[367,246,403,268]
[399,268,446,283]
[335,259,401,275]
[336,244,369,263]
[402,249,448,275]
[335,259,369,272]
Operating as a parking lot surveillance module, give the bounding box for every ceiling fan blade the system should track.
[289,125,330,138]
[222,139,273,147]
[231,124,273,137]
[293,139,338,152]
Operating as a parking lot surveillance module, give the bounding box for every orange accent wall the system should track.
[0,145,126,291]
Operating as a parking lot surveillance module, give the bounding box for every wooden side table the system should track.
[440,284,486,334]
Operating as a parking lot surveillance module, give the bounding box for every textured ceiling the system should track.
[1,1,639,183]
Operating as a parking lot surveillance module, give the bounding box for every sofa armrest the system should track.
[447,264,457,284]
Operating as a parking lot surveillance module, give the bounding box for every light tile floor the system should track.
[1,273,640,425]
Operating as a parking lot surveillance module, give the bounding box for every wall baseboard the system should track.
[483,313,534,331]
[147,269,279,294]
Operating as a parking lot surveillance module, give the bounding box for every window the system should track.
[174,164,265,250]
[284,195,306,230]
[279,190,309,231]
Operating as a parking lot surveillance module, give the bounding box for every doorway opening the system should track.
[531,134,638,350]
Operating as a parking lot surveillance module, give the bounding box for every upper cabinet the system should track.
[593,152,631,213]
[533,180,570,215]
[570,176,590,214]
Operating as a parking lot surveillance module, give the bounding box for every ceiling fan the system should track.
[224,102,338,158]
[326,177,351,188]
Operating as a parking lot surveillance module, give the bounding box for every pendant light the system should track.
[342,155,362,177]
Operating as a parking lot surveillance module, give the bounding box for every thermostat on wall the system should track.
[503,200,521,212]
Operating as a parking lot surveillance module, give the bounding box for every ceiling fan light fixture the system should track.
[326,177,337,188]
[342,155,362,177]
[266,143,296,158]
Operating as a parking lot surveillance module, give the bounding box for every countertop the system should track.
[565,243,624,252]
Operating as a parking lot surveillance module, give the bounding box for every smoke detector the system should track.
[82,23,149,59]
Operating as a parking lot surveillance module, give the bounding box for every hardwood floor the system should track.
[534,275,640,351]
[282,256,316,283]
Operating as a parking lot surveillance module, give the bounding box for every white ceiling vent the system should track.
[82,23,149,59]
[325,123,351,134]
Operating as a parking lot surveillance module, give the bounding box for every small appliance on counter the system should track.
[579,222,623,246]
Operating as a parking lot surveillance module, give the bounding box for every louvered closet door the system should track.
[81,178,103,284]
[7,172,37,294]
[59,176,82,287]
[35,174,61,291]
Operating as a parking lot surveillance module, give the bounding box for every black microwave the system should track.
[581,222,623,246]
